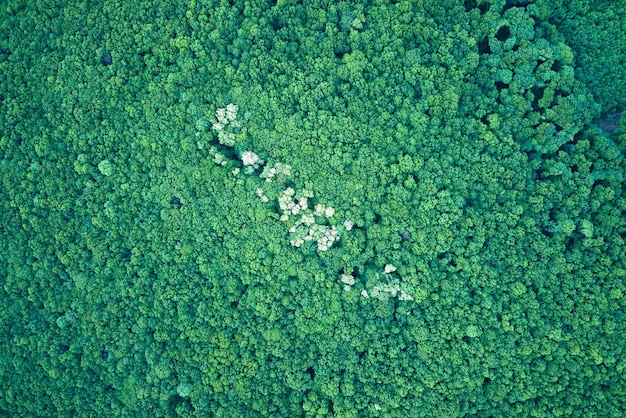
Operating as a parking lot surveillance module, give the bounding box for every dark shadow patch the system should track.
[269,16,282,31]
[171,197,183,209]
[495,26,510,42]
[503,1,531,12]
[101,53,112,66]
[541,221,557,237]
[530,86,545,111]
[464,0,477,12]
[597,112,622,133]
[478,37,491,54]
[551,60,562,72]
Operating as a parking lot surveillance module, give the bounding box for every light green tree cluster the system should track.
[360,264,414,301]
[278,187,343,251]
[260,162,293,183]
[211,103,241,146]
[209,104,348,253]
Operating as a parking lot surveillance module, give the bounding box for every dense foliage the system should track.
[1,0,625,416]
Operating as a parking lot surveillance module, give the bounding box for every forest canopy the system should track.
[1,0,625,416]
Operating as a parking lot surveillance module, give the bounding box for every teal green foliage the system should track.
[550,0,626,115]
[1,0,625,416]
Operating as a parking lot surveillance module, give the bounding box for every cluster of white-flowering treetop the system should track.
[205,104,414,301]
[276,187,355,252]
[341,264,414,301]
[368,264,414,301]
[212,103,241,146]
[208,104,351,252]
